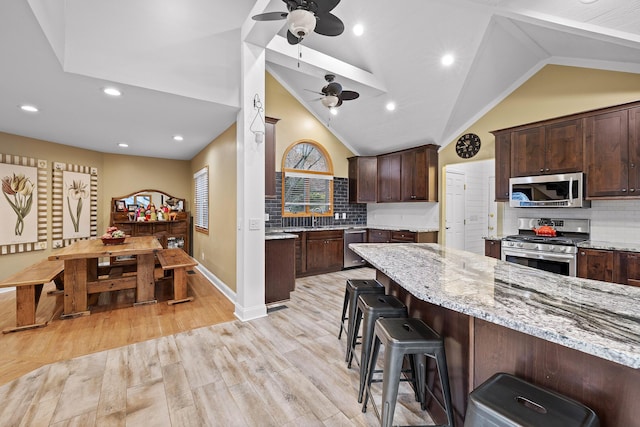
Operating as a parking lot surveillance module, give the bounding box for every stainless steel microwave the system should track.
[509,173,590,208]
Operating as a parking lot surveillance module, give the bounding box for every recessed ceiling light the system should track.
[329,107,338,116]
[19,105,39,113]
[386,102,396,112]
[173,135,184,141]
[441,54,455,66]
[103,87,122,97]
[353,24,364,36]
[118,143,129,148]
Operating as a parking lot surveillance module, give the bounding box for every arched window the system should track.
[282,140,334,217]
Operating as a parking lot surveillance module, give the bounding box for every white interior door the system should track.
[445,169,465,250]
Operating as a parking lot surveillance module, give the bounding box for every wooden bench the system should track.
[0,259,64,333]
[156,248,197,305]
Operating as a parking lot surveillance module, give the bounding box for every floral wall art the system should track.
[52,162,98,248]
[0,154,47,254]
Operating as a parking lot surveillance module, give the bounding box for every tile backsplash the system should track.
[265,173,366,229]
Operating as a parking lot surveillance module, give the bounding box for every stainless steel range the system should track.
[501,218,590,277]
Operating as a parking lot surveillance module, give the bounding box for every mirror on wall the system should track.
[112,189,185,212]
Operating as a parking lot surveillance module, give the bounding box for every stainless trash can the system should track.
[464,373,599,427]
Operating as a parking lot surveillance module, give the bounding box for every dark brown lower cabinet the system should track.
[484,239,501,259]
[305,230,343,276]
[614,251,640,287]
[577,248,613,282]
[265,238,296,304]
[578,247,640,287]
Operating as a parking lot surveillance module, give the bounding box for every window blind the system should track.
[283,172,332,214]
[194,167,208,232]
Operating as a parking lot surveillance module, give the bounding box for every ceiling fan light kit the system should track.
[252,0,344,45]
[321,95,339,108]
[287,9,316,38]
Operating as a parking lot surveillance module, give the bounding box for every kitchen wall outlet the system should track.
[342,212,347,219]
[249,218,261,230]
[334,213,340,219]
[264,213,269,221]
[201,252,205,260]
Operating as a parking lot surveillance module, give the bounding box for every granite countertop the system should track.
[577,240,640,253]
[264,232,299,241]
[350,243,640,369]
[482,235,505,241]
[266,225,439,234]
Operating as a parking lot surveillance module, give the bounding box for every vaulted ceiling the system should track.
[1,0,640,160]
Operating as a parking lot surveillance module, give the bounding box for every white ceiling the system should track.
[1,0,640,160]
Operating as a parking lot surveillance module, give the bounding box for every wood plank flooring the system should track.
[0,267,435,426]
[0,268,236,386]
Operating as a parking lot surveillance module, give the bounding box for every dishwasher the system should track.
[344,229,367,268]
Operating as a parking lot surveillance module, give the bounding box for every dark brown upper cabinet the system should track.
[493,131,511,202]
[348,156,377,203]
[400,145,438,202]
[585,109,630,198]
[377,153,402,202]
[511,119,582,177]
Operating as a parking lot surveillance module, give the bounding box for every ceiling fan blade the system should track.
[314,0,341,14]
[252,11,288,21]
[335,98,343,107]
[304,89,325,96]
[287,30,303,45]
[314,13,344,36]
[325,82,342,96]
[340,90,359,101]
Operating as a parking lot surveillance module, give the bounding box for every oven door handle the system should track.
[502,249,575,262]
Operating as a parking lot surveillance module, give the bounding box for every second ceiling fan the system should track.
[252,0,345,45]
[309,74,360,108]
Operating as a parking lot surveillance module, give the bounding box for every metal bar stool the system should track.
[363,317,454,427]
[346,294,408,404]
[338,279,385,362]
[465,373,600,427]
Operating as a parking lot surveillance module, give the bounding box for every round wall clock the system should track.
[455,133,481,159]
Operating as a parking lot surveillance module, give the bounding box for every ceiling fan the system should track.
[252,0,345,45]
[309,74,360,108]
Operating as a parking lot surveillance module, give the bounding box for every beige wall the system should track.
[0,132,192,281]
[190,124,237,292]
[265,72,354,177]
[438,65,640,234]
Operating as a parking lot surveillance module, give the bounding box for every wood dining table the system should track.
[48,236,163,318]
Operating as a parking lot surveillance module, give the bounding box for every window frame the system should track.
[281,140,334,218]
[194,166,209,234]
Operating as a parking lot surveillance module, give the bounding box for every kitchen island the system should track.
[350,243,640,427]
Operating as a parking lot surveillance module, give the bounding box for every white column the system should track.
[235,40,267,321]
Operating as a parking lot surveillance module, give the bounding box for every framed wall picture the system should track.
[52,162,98,248]
[0,154,48,255]
[115,200,126,211]
[127,204,138,212]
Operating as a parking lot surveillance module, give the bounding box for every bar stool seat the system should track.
[465,373,600,427]
[347,294,408,404]
[363,317,454,427]
[338,279,385,362]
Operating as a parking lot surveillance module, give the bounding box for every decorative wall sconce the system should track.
[250,94,265,144]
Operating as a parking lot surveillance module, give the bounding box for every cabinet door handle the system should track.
[631,189,635,192]
[545,168,549,172]
[539,168,544,172]
[622,189,627,192]
[580,252,585,256]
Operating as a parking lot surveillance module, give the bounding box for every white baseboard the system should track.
[195,264,236,304]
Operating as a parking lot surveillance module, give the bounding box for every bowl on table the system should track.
[101,237,126,245]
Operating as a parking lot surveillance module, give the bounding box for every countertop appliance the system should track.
[344,229,367,268]
[501,218,590,277]
[509,172,590,208]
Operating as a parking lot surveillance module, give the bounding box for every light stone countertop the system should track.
[265,225,439,233]
[264,232,298,241]
[577,240,640,253]
[350,243,640,369]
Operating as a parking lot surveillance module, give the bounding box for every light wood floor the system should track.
[0,268,236,386]
[0,267,434,426]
